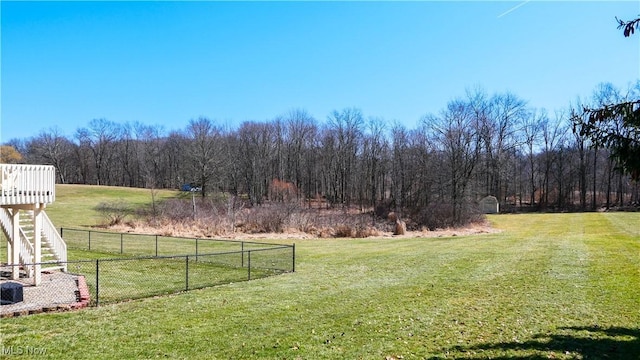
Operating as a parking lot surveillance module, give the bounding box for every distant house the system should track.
[479,196,499,214]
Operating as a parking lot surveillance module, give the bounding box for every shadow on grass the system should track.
[430,325,639,359]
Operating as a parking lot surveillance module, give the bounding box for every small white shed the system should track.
[479,196,499,214]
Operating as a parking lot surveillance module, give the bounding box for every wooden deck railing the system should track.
[0,164,56,205]
[0,207,36,278]
[42,210,67,266]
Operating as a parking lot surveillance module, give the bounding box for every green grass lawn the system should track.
[48,184,178,229]
[66,254,276,305]
[62,246,286,306]
[1,210,638,359]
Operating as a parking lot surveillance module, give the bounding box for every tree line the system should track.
[4,84,639,224]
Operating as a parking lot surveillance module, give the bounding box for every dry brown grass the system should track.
[109,213,496,241]
[106,197,496,240]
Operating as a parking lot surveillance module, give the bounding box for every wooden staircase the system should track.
[1,164,66,285]
[18,210,67,272]
[0,207,68,281]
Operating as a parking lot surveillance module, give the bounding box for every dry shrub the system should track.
[241,203,300,233]
[334,225,354,238]
[355,226,380,238]
[309,210,382,238]
[130,194,485,239]
[394,220,406,235]
[164,218,231,238]
[269,179,299,203]
[286,211,313,233]
[374,199,394,219]
[410,202,484,230]
[95,201,131,226]
[154,198,195,221]
[317,227,334,238]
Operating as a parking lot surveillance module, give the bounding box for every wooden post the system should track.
[11,208,20,280]
[33,204,42,285]
[6,221,12,274]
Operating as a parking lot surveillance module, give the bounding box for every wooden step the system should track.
[41,265,66,272]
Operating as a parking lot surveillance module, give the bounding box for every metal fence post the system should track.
[241,242,244,267]
[195,238,199,262]
[155,235,158,257]
[292,243,296,272]
[185,256,189,291]
[88,230,91,251]
[247,251,251,280]
[120,233,124,254]
[95,259,100,307]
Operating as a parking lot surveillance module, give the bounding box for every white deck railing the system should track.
[0,207,36,277]
[18,227,36,278]
[0,164,56,205]
[42,210,67,267]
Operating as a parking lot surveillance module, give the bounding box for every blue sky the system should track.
[1,1,639,142]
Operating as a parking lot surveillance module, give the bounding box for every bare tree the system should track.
[390,123,410,212]
[283,109,317,193]
[162,131,190,189]
[132,123,165,189]
[186,117,224,197]
[26,128,76,184]
[75,118,122,185]
[237,121,275,205]
[476,90,528,202]
[426,98,481,225]
[521,109,544,207]
[325,108,364,207]
[361,117,388,210]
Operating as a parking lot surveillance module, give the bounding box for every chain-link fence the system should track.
[60,228,289,257]
[1,229,294,312]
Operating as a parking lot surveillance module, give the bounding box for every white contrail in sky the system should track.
[497,0,532,18]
